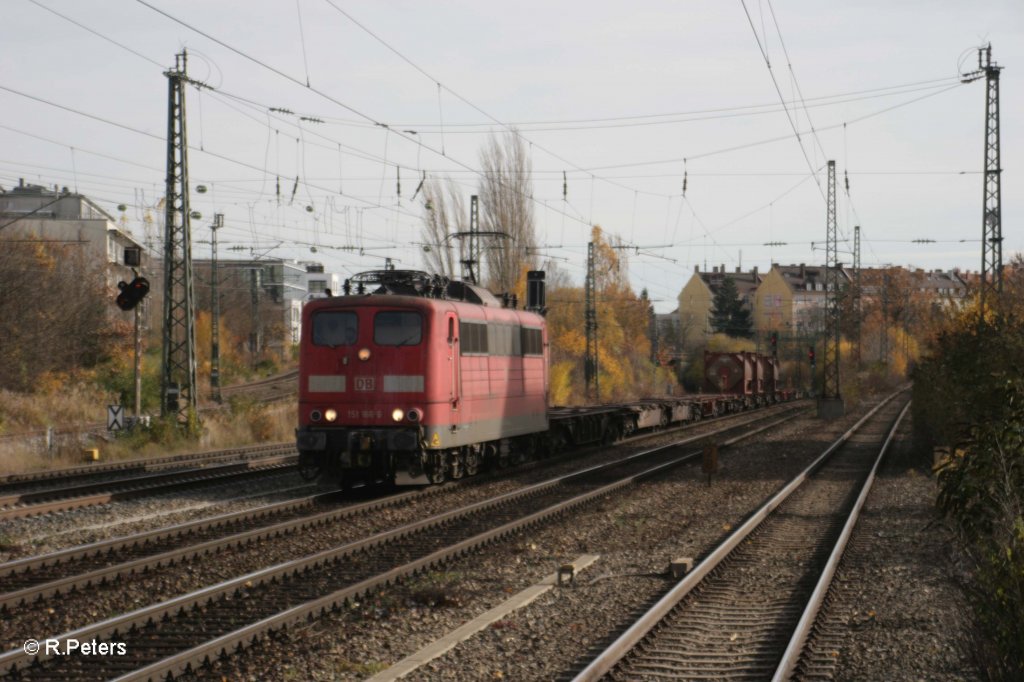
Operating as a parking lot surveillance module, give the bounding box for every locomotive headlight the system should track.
[391,408,405,422]
[325,408,338,422]
[358,348,371,361]
[407,408,421,422]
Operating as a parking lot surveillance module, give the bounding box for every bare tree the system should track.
[479,130,537,292]
[419,177,466,279]
[0,238,122,391]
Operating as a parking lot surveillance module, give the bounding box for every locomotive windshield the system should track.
[312,311,358,347]
[374,311,422,346]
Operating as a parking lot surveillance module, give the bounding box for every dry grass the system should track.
[0,386,108,435]
[0,443,91,475]
[0,398,297,476]
[201,402,296,449]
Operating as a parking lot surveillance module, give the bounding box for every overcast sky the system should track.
[1,0,1021,312]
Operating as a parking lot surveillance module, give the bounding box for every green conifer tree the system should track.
[710,277,753,338]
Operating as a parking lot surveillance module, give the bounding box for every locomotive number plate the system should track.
[354,377,375,391]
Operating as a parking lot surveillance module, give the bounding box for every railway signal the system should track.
[770,332,778,353]
[808,346,816,367]
[115,276,150,311]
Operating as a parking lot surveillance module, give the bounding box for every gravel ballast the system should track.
[5,399,977,680]
[204,398,975,681]
[799,413,975,680]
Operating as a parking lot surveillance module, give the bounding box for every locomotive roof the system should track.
[341,270,504,307]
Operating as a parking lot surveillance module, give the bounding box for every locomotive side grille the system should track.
[308,375,346,392]
[383,375,424,392]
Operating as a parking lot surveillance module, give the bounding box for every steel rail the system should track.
[771,399,912,681]
[111,409,805,682]
[0,486,440,611]
[0,408,802,679]
[0,491,330,582]
[1,405,805,611]
[218,369,298,395]
[0,443,294,490]
[570,388,907,681]
[0,456,297,521]
[0,490,341,611]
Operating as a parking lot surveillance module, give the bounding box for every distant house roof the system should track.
[853,267,967,297]
[913,269,967,295]
[0,179,117,222]
[695,264,762,297]
[771,263,851,291]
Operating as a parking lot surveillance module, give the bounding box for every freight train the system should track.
[295,269,793,489]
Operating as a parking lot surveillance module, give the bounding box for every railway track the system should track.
[217,368,298,403]
[0,442,295,492]
[569,390,909,681]
[0,405,806,622]
[0,449,298,521]
[0,404,803,680]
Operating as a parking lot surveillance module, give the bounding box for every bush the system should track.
[917,311,1024,680]
[935,379,1024,680]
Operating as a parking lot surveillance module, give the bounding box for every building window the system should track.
[308,279,327,294]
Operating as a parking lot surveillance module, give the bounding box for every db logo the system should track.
[354,377,375,391]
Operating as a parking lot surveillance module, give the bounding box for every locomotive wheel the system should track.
[427,453,447,484]
[297,452,321,481]
[449,451,464,480]
[464,449,481,477]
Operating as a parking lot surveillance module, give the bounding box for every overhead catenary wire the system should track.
[575,83,965,172]
[319,0,679,205]
[0,83,425,221]
[5,0,990,304]
[741,0,828,200]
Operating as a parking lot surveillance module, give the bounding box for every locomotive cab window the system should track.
[374,311,422,346]
[312,311,358,347]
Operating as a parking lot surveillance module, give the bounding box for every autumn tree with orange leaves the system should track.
[545,226,678,404]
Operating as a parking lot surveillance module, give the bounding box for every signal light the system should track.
[115,276,150,311]
[808,346,816,365]
[770,332,778,350]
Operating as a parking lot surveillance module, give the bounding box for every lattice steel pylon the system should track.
[584,241,599,403]
[821,160,842,407]
[853,225,862,365]
[160,51,198,426]
[980,45,1003,315]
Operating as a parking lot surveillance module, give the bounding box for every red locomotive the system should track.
[296,269,799,490]
[296,270,549,488]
